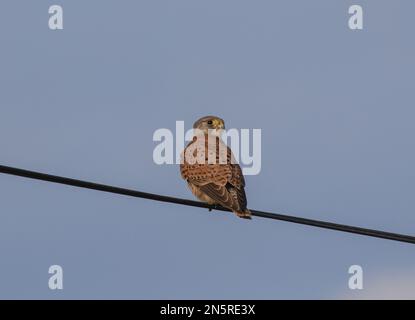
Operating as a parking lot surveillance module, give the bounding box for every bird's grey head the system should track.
[193,116,225,135]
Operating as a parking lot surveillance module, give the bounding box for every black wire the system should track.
[1,164,414,244]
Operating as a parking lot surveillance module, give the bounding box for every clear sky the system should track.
[0,0,414,299]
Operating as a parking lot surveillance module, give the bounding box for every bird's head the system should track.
[193,115,225,136]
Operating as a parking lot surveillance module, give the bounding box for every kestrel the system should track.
[180,116,251,219]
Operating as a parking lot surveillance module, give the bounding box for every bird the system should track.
[180,115,251,219]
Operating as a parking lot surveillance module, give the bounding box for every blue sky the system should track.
[0,0,414,299]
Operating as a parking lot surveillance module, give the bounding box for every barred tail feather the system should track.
[234,208,252,219]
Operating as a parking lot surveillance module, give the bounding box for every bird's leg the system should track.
[209,204,218,212]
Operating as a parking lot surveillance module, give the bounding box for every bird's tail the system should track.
[234,208,252,220]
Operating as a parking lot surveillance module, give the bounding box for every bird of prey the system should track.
[180,116,251,219]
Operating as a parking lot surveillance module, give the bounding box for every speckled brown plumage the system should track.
[180,116,251,219]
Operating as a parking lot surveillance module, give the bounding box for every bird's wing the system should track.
[180,138,248,211]
[198,183,236,209]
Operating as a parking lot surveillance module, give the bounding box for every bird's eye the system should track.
[207,120,213,125]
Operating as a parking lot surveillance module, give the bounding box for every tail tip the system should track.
[235,209,252,220]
